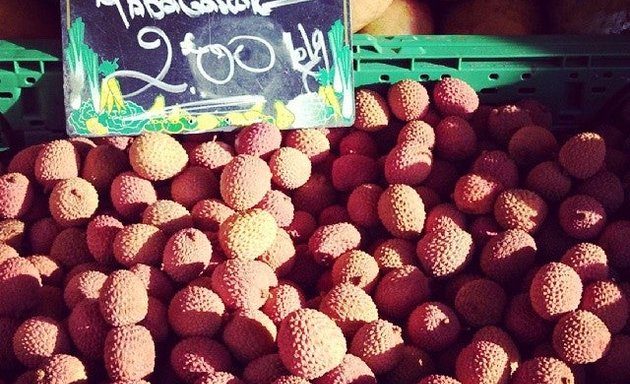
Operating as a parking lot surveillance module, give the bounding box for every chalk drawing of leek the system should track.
[327,19,353,120]
[66,18,101,111]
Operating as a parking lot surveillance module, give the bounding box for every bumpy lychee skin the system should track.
[170,166,219,209]
[508,125,558,168]
[387,79,430,121]
[425,203,468,236]
[384,142,433,186]
[262,282,306,325]
[129,263,174,303]
[598,220,630,269]
[104,325,155,381]
[382,345,433,384]
[592,334,630,383]
[455,278,507,327]
[222,309,277,362]
[190,140,234,171]
[67,299,109,360]
[349,319,404,375]
[28,217,60,255]
[211,258,277,310]
[319,205,351,226]
[163,228,213,283]
[235,122,282,159]
[0,317,20,371]
[12,316,71,368]
[25,255,62,287]
[433,77,479,118]
[559,195,607,240]
[308,222,361,266]
[99,270,149,326]
[7,144,42,180]
[0,256,42,317]
[243,354,290,384]
[378,184,425,239]
[0,172,34,219]
[170,337,233,382]
[277,308,347,380]
[81,143,129,193]
[331,250,379,293]
[113,223,167,267]
[273,376,310,384]
[269,147,312,190]
[487,104,534,146]
[255,190,294,228]
[434,116,477,161]
[142,199,193,234]
[218,208,277,261]
[331,154,379,192]
[284,129,331,164]
[314,353,377,384]
[580,280,628,334]
[560,243,608,283]
[397,120,435,149]
[374,265,430,319]
[455,340,510,384]
[494,189,547,234]
[34,140,81,189]
[472,150,519,189]
[292,173,337,216]
[194,371,244,384]
[416,226,473,278]
[373,238,417,270]
[169,283,225,338]
[128,132,188,181]
[453,173,503,215]
[354,88,390,132]
[559,132,606,179]
[63,270,107,309]
[339,130,378,158]
[86,214,124,265]
[480,229,537,284]
[472,326,520,375]
[191,199,235,232]
[258,228,296,277]
[419,375,462,384]
[578,170,624,216]
[110,171,158,220]
[220,154,272,211]
[0,218,25,250]
[34,354,88,384]
[319,283,378,337]
[407,302,461,352]
[346,184,383,228]
[525,161,572,202]
[529,262,583,321]
[552,310,611,365]
[0,243,18,264]
[511,356,574,384]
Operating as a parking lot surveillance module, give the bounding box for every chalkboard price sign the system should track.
[60,0,354,136]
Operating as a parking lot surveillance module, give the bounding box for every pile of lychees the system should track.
[0,76,629,384]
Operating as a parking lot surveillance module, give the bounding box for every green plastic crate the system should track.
[353,34,630,130]
[0,40,65,150]
[1,34,629,151]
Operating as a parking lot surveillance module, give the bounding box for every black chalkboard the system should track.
[60,0,354,136]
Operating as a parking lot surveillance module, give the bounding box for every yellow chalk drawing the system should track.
[85,117,108,135]
[274,100,295,129]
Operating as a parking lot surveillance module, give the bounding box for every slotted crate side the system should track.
[1,35,630,150]
[0,40,65,150]
[353,34,630,129]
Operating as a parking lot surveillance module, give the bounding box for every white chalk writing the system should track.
[282,23,329,92]
[96,0,315,29]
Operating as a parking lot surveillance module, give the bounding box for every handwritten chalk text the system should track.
[96,0,315,29]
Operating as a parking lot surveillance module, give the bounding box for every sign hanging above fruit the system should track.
[60,0,355,137]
